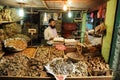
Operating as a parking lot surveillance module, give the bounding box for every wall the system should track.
[110,0,120,68]
[102,0,117,62]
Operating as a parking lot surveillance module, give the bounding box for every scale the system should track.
[28,28,36,46]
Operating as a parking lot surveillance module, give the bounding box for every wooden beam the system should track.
[43,0,67,1]
[42,0,49,9]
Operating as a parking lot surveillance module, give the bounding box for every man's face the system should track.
[50,21,56,28]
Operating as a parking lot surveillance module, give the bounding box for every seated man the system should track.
[44,18,58,45]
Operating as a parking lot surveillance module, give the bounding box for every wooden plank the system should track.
[43,0,67,1]
[0,76,113,80]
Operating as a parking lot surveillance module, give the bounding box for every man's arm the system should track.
[44,29,54,40]
[44,29,49,40]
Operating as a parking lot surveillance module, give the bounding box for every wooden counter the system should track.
[0,76,113,80]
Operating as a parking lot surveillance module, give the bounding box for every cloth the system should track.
[44,26,58,45]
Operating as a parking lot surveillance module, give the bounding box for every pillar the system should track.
[102,0,117,62]
[81,11,87,43]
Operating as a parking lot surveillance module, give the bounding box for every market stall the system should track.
[0,0,118,80]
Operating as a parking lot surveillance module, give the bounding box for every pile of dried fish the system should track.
[35,46,50,64]
[69,61,88,77]
[0,53,29,76]
[45,58,75,76]
[45,58,88,77]
[26,58,45,77]
[35,46,64,64]
[0,52,45,77]
[49,47,64,59]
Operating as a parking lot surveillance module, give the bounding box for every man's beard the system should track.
[50,25,55,29]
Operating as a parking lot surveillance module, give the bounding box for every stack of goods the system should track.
[12,34,30,42]
[11,8,22,21]
[3,23,22,37]
[53,37,64,45]
[45,58,88,79]
[3,23,30,42]
[3,38,27,52]
[0,8,22,22]
[0,8,12,22]
[65,39,77,45]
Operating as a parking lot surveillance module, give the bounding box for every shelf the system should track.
[0,76,113,80]
[0,20,21,24]
[0,21,14,24]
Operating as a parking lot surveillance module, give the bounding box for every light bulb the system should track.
[68,11,72,18]
[67,0,72,6]
[63,4,67,11]
[19,8,24,17]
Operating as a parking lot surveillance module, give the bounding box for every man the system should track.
[44,18,58,45]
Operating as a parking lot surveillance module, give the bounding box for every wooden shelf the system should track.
[0,76,113,80]
[0,20,21,24]
[0,21,14,24]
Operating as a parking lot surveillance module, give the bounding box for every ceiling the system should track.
[0,0,107,11]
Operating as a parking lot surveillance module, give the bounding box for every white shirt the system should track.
[44,26,58,45]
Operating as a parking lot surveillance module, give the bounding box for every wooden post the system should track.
[81,11,87,43]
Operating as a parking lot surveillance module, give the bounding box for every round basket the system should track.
[3,37,27,53]
[66,52,84,62]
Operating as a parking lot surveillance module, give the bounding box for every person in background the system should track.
[44,18,58,45]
